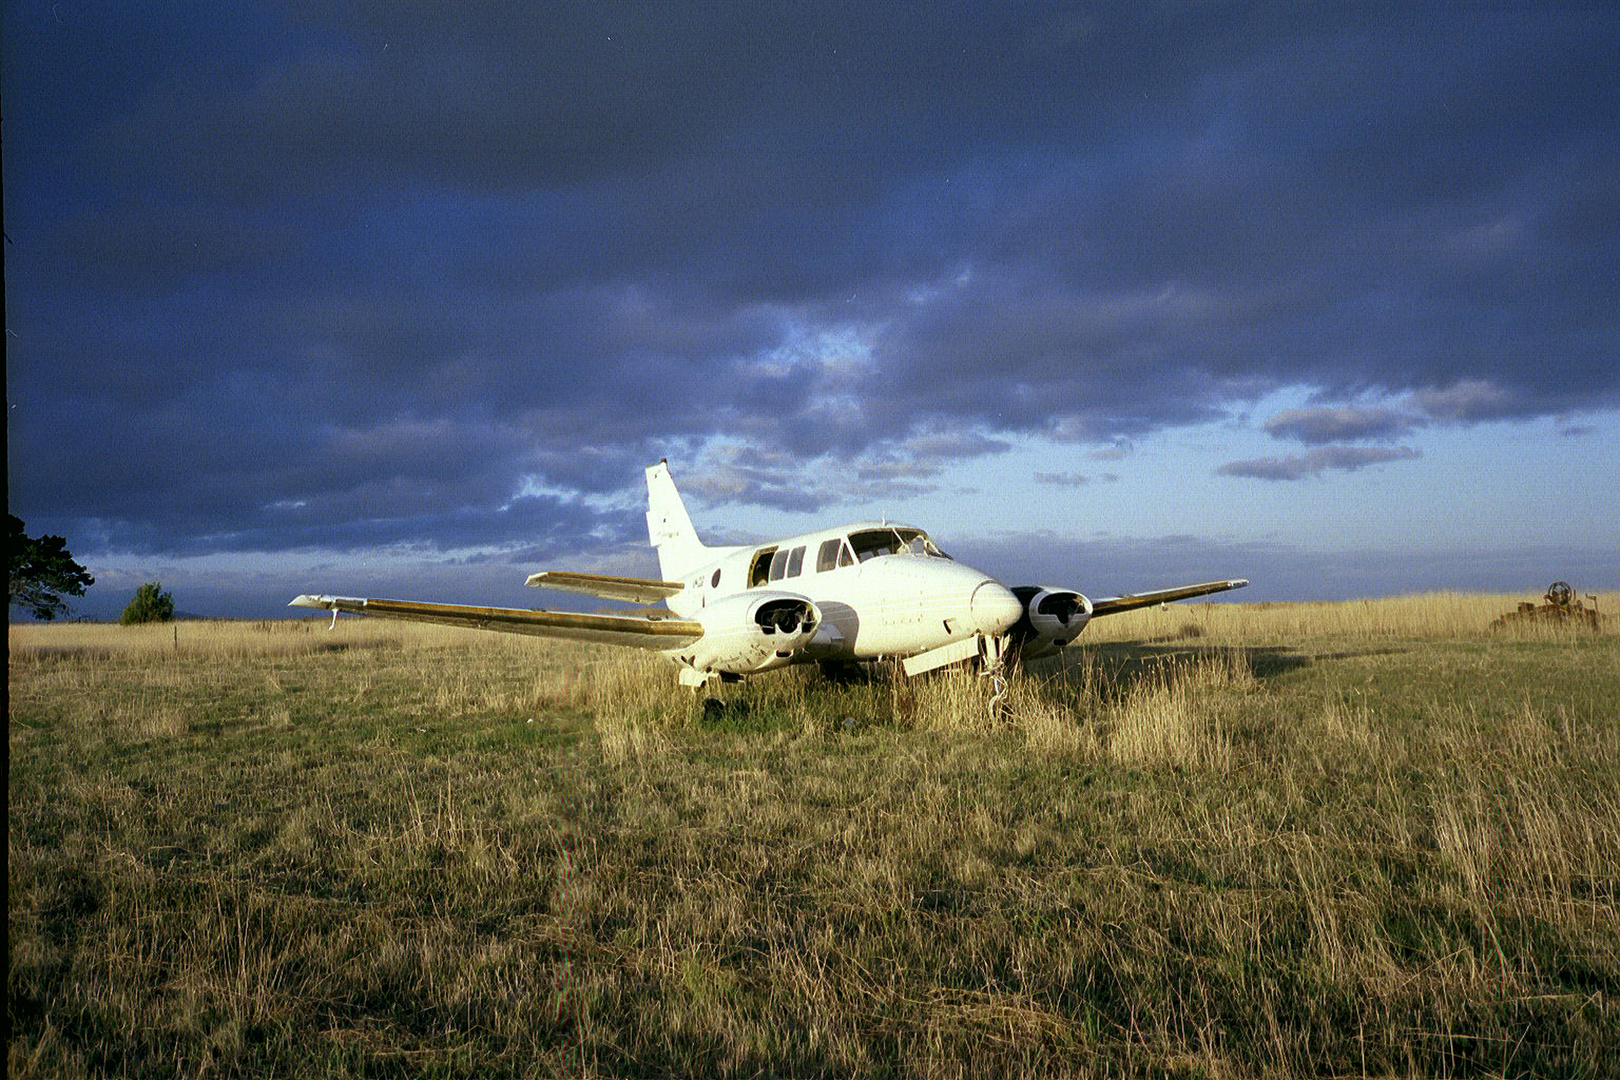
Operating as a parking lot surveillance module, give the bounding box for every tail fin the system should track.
[645,461,708,581]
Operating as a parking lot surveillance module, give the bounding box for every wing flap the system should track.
[523,570,684,603]
[289,594,703,649]
[1088,579,1249,618]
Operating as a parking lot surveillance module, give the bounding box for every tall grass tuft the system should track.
[1106,660,1235,770]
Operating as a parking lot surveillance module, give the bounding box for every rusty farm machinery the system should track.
[1490,581,1603,631]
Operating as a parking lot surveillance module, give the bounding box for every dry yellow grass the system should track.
[9,595,1619,1077]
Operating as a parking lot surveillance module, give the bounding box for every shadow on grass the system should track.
[695,697,801,735]
[1044,640,1314,694]
[694,641,1332,728]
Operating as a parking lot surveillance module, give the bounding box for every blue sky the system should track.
[6,3,1617,619]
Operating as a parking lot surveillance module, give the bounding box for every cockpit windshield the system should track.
[847,527,951,562]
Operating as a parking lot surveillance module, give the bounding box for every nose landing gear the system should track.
[979,634,1012,720]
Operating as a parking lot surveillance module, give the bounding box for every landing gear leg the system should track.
[980,635,1012,721]
[988,670,1008,719]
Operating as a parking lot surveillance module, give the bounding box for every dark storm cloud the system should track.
[6,2,1618,563]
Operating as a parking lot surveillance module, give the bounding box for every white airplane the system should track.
[291,461,1246,690]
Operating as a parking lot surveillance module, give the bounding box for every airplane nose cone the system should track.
[970,580,1024,636]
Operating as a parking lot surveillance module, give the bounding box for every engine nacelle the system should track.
[678,590,822,679]
[1009,586,1093,660]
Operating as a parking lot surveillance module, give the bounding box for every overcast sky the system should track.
[6,2,1618,619]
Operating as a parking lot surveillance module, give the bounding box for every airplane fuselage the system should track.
[658,520,1024,674]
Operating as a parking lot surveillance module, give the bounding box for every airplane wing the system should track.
[288,594,703,650]
[1088,579,1249,618]
[522,570,684,603]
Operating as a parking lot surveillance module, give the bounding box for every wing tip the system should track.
[289,594,348,609]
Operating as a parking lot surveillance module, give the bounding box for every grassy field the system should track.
[9,593,1619,1077]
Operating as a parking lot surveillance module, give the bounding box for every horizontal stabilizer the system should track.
[523,570,684,603]
[1089,579,1249,618]
[288,594,702,650]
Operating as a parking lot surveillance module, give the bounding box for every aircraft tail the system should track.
[645,461,708,581]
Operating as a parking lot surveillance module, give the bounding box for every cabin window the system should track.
[711,569,721,588]
[816,538,842,572]
[785,546,805,577]
[769,548,790,581]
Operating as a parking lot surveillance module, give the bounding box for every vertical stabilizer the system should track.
[645,461,707,581]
